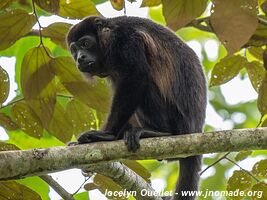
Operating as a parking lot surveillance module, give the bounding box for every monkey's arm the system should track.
[77,70,148,144]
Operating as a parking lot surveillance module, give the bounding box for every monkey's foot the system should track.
[123,128,144,152]
[76,130,116,144]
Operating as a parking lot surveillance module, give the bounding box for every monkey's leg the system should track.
[124,127,172,152]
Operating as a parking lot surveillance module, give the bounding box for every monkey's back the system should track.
[108,16,207,134]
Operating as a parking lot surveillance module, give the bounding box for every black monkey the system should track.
[67,16,207,200]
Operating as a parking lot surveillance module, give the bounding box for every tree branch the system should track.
[0,128,266,181]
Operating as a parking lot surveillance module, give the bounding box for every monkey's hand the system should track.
[72,130,116,145]
[123,128,144,152]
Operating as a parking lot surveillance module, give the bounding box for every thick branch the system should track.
[84,162,162,200]
[0,128,266,180]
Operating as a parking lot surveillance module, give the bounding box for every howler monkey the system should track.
[67,16,207,200]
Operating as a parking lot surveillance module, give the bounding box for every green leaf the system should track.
[110,0,125,10]
[35,0,60,14]
[257,73,267,115]
[210,55,247,87]
[251,182,267,200]
[11,101,43,139]
[42,22,72,49]
[252,159,267,178]
[227,170,253,198]
[0,9,36,50]
[93,174,127,200]
[248,46,264,60]
[141,0,161,7]
[47,101,73,142]
[51,56,111,112]
[0,112,19,131]
[0,141,19,151]
[0,181,41,200]
[21,46,55,100]
[59,0,99,19]
[263,49,267,70]
[162,0,208,30]
[234,151,252,161]
[210,0,258,55]
[74,191,89,200]
[0,66,9,105]
[66,99,97,136]
[123,160,151,182]
[246,61,265,92]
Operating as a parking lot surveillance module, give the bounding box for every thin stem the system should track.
[200,152,230,176]
[72,177,90,195]
[224,157,260,182]
[0,98,24,110]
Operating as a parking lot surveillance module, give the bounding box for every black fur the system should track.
[67,16,207,200]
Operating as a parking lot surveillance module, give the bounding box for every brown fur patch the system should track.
[137,31,176,102]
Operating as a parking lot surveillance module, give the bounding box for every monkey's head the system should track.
[67,16,110,78]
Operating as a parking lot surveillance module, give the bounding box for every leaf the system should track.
[210,0,258,55]
[47,101,73,142]
[35,0,60,14]
[251,182,267,199]
[234,151,252,161]
[66,99,97,136]
[0,66,9,105]
[0,141,19,151]
[0,181,41,200]
[141,0,161,7]
[0,9,36,50]
[59,0,99,19]
[252,159,267,178]
[110,0,125,10]
[42,22,72,49]
[210,55,247,87]
[227,170,253,193]
[93,174,127,200]
[0,0,14,9]
[123,160,151,182]
[246,61,265,92]
[11,101,43,139]
[51,56,111,112]
[248,46,264,60]
[21,46,55,100]
[257,73,267,115]
[0,112,19,131]
[84,182,99,191]
[162,0,208,30]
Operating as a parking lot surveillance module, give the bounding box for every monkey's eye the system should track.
[83,41,91,48]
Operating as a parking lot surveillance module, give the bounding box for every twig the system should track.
[0,97,24,110]
[200,152,230,176]
[72,177,89,196]
[40,175,75,200]
[224,157,260,182]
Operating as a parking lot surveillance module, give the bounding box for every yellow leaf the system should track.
[110,0,125,11]
[210,0,258,55]
[35,0,60,13]
[162,0,208,30]
[51,57,111,112]
[141,0,161,7]
[42,22,72,49]
[210,55,247,87]
[0,9,36,50]
[11,101,43,139]
[21,46,55,100]
[257,73,267,115]
[0,112,19,131]
[0,66,9,105]
[0,181,41,200]
[252,159,267,178]
[246,61,265,92]
[59,0,100,19]
[0,0,14,9]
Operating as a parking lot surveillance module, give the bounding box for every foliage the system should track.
[0,0,266,199]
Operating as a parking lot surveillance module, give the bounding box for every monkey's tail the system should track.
[172,155,202,200]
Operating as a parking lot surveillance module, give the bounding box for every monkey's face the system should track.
[69,35,108,78]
